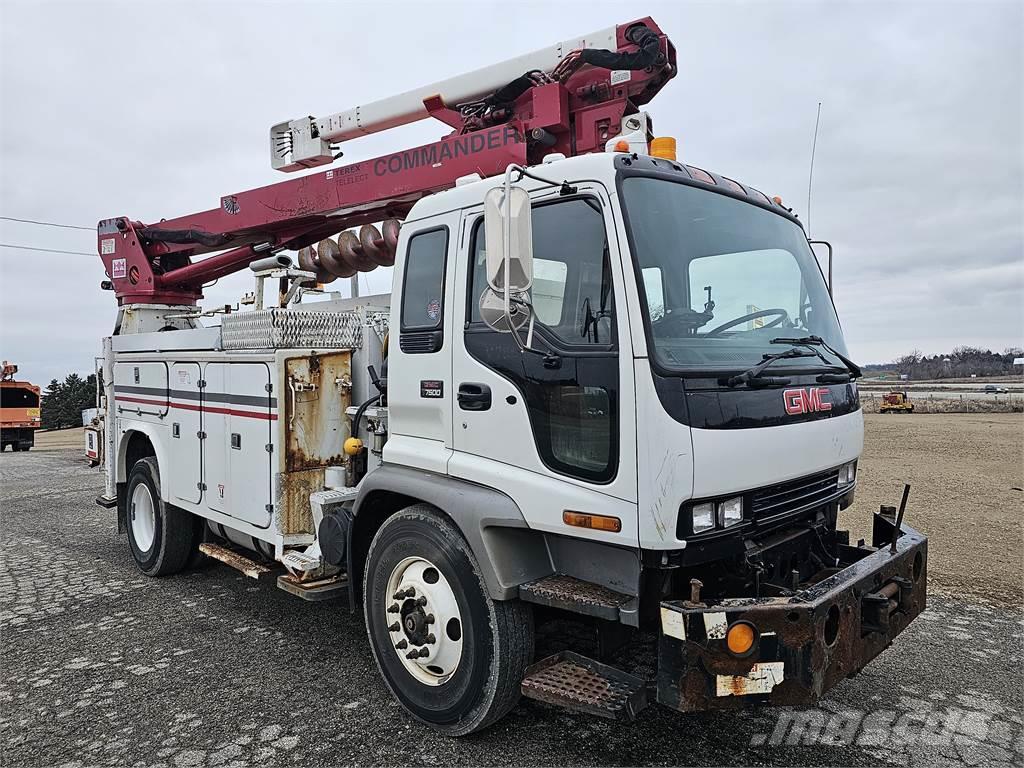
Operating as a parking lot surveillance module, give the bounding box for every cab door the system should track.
[448,186,638,545]
[382,212,460,475]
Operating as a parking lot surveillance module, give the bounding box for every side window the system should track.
[400,228,448,353]
[470,197,614,346]
[465,196,619,483]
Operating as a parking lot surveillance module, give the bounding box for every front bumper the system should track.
[656,515,927,711]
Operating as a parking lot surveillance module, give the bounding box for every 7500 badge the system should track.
[420,380,443,399]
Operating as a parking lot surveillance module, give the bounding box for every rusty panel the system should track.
[279,351,352,535]
[275,469,323,535]
[284,351,352,472]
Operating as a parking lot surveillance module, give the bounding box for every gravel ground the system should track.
[842,413,1023,606]
[2,418,1022,767]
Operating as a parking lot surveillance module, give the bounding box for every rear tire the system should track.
[125,457,195,576]
[363,504,533,735]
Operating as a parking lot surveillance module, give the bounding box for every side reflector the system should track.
[613,139,631,152]
[562,510,622,533]
[726,621,757,656]
[650,136,677,161]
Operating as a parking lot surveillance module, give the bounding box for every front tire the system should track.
[363,504,533,735]
[125,457,195,576]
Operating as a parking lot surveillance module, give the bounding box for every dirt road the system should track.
[843,412,1023,605]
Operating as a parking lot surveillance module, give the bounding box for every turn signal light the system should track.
[650,136,677,161]
[613,139,631,152]
[563,510,622,533]
[726,621,757,656]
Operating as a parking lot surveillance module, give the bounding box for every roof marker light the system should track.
[650,136,677,161]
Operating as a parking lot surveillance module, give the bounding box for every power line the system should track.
[0,215,93,231]
[0,243,94,257]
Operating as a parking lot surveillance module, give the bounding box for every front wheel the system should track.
[363,504,533,735]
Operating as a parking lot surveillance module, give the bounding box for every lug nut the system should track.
[416,596,427,607]
[426,633,436,645]
[395,639,408,650]
[387,603,399,613]
[388,622,400,633]
[425,613,435,624]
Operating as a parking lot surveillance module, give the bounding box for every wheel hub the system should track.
[384,556,463,686]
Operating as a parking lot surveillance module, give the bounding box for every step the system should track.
[277,573,349,602]
[519,574,636,621]
[521,651,648,721]
[199,542,274,579]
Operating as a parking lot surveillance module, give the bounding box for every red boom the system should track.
[97,18,676,306]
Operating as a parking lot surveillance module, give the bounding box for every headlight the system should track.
[691,502,715,534]
[837,460,857,486]
[718,496,744,528]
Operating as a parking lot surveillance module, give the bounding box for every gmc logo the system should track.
[783,387,832,415]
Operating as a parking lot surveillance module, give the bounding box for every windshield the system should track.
[621,177,847,372]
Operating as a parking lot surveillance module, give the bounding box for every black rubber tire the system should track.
[363,504,534,736]
[125,457,195,577]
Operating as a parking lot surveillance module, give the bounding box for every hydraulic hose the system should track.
[350,394,381,439]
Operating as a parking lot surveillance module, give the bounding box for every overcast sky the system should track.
[1,0,1021,384]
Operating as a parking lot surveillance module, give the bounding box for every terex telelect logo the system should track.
[783,387,832,415]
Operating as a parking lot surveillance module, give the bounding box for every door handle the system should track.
[457,383,491,411]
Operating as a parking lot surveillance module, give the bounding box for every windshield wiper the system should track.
[724,348,816,388]
[771,335,863,381]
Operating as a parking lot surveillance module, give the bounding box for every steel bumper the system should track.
[656,518,928,712]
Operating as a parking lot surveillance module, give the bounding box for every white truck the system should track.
[93,18,927,734]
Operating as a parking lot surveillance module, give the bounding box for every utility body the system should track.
[93,18,927,733]
[1,362,40,452]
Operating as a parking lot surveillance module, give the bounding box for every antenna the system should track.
[806,101,822,237]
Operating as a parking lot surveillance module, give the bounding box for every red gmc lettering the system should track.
[783,387,832,415]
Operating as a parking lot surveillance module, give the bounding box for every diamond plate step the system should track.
[519,574,636,621]
[521,651,648,721]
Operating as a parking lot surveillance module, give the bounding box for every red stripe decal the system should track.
[115,396,277,421]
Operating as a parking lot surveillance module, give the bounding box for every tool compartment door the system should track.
[168,363,203,504]
[112,361,168,425]
[225,362,274,529]
[203,363,229,514]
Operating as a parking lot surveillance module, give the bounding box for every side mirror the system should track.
[483,186,533,294]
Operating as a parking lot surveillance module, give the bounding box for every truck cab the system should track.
[347,150,925,725]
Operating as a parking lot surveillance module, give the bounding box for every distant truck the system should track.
[880,391,914,414]
[1,361,41,451]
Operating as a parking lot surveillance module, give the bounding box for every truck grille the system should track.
[751,468,841,521]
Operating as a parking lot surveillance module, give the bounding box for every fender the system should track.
[116,423,172,487]
[348,465,552,603]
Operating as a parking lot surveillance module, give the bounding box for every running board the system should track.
[519,574,637,621]
[198,543,273,579]
[277,573,349,602]
[521,651,648,721]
